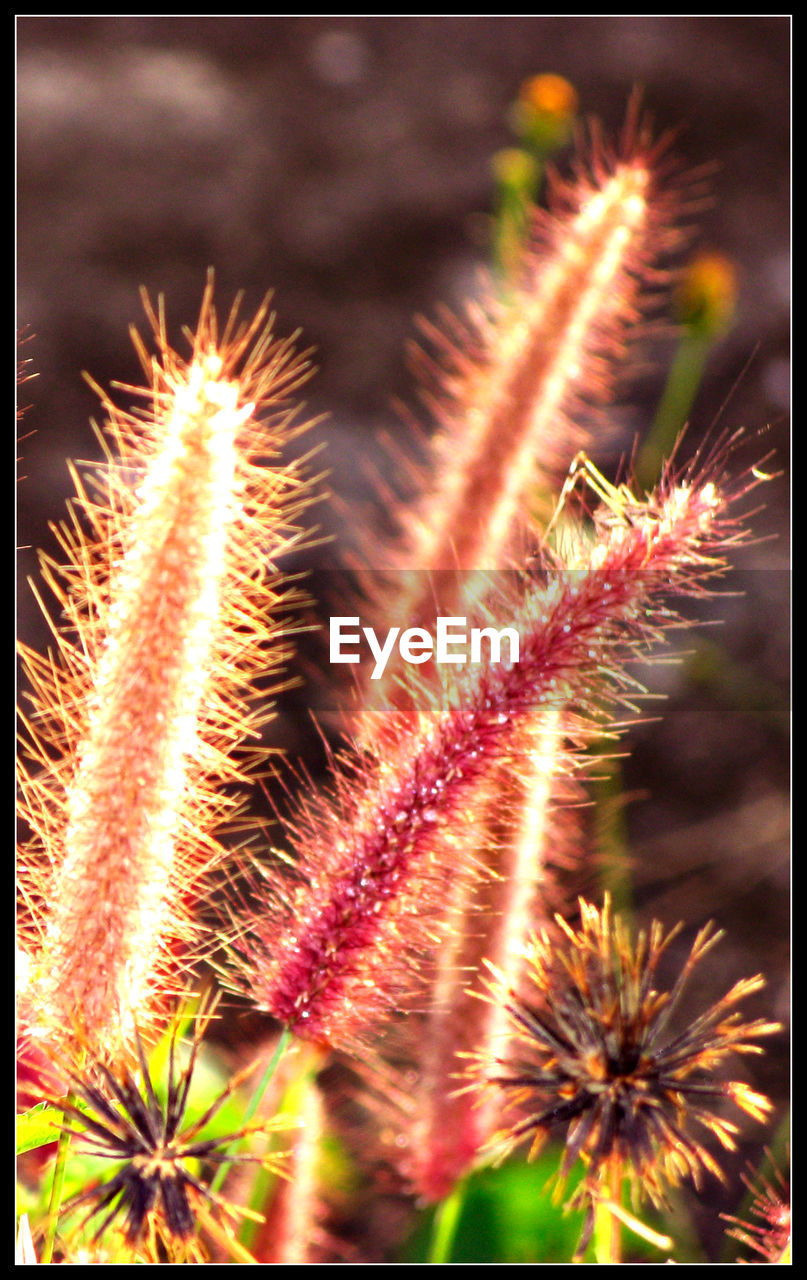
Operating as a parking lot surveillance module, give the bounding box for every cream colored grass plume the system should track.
[17,276,317,1062]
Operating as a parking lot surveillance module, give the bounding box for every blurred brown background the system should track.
[17,16,789,1260]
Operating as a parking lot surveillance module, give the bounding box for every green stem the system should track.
[208,1025,292,1197]
[636,332,711,493]
[589,749,633,918]
[238,1051,322,1252]
[593,1159,622,1264]
[427,1177,467,1264]
[40,1091,77,1265]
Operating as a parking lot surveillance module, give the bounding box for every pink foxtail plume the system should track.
[231,442,765,1052]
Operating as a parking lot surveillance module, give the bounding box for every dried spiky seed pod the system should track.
[465,895,780,1257]
[52,993,288,1263]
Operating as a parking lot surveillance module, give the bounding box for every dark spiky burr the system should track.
[467,896,780,1256]
[52,995,283,1260]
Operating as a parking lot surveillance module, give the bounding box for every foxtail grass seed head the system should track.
[231,447,768,1050]
[17,279,316,1061]
[468,896,779,1231]
[364,108,693,719]
[394,102,685,586]
[406,741,579,1203]
[253,1072,330,1264]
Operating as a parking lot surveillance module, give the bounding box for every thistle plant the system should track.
[16,80,787,1264]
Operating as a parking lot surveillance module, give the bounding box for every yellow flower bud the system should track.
[518,73,579,122]
[675,251,738,336]
[509,73,578,155]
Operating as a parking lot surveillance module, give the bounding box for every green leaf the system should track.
[401,1149,587,1264]
[16,1102,63,1155]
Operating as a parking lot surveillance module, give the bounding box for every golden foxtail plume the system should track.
[389,101,687,595]
[18,277,318,1061]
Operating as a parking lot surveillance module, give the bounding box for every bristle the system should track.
[723,1150,791,1263]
